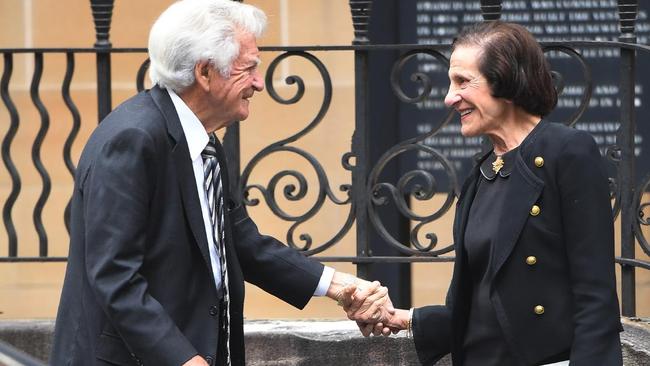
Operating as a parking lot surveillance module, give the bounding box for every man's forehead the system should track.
[237,53,261,66]
[239,45,260,62]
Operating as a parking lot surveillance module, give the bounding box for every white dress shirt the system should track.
[167,89,334,296]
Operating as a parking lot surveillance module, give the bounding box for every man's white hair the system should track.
[148,0,267,93]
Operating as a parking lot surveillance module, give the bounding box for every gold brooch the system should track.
[492,156,504,174]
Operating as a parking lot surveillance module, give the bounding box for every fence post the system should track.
[480,0,502,21]
[617,0,638,317]
[91,0,114,123]
[349,0,372,279]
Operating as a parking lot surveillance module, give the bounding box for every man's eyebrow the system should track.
[245,57,261,67]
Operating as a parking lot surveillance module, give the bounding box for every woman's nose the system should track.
[444,88,461,107]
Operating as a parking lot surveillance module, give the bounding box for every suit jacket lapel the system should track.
[150,86,213,269]
[491,153,544,276]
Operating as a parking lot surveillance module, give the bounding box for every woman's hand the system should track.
[356,308,411,337]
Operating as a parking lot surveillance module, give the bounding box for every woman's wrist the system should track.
[407,307,414,338]
[385,308,411,331]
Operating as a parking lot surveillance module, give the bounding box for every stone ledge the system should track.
[244,320,437,365]
[1,318,648,365]
[621,318,650,366]
[0,320,53,364]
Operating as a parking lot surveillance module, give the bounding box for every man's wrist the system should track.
[313,266,336,297]
[326,271,363,303]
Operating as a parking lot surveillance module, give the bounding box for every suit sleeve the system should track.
[83,128,197,366]
[412,305,452,365]
[228,205,324,309]
[557,130,622,365]
[411,260,458,366]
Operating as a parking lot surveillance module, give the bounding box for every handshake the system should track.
[327,273,411,337]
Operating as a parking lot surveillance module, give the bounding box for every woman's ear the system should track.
[194,60,212,91]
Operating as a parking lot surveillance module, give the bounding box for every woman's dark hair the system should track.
[452,21,557,116]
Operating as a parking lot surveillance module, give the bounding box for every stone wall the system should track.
[1,319,648,365]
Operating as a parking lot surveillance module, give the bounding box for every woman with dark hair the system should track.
[348,21,623,366]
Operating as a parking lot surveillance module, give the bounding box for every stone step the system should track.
[0,318,648,365]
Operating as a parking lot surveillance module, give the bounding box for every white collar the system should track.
[166,88,209,160]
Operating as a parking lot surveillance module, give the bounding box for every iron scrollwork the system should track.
[1,53,21,256]
[542,45,594,128]
[30,52,52,256]
[544,44,622,220]
[240,51,355,255]
[368,48,458,256]
[136,58,151,93]
[62,52,81,233]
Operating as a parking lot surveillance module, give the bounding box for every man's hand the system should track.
[341,283,410,337]
[340,282,395,324]
[326,271,394,324]
[325,271,399,336]
[182,355,210,366]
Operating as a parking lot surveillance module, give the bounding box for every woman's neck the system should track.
[488,111,541,155]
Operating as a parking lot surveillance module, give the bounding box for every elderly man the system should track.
[50,1,392,365]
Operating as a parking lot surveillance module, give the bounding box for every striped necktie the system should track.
[201,134,231,366]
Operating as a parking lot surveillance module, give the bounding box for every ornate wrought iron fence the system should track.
[0,0,648,316]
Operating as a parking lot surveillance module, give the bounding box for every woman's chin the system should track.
[460,125,479,137]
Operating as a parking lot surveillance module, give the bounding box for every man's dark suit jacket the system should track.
[411,120,623,365]
[50,85,324,366]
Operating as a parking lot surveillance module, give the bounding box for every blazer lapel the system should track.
[491,153,544,276]
[450,163,481,359]
[150,86,213,269]
[453,168,479,260]
[453,148,491,252]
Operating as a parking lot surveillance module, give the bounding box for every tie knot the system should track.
[202,135,218,158]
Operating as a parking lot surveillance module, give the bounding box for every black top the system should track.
[462,147,518,366]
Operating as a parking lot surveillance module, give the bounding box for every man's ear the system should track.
[194,60,212,92]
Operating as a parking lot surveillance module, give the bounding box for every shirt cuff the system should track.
[313,266,335,296]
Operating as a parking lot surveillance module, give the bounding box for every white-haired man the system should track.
[50,1,392,365]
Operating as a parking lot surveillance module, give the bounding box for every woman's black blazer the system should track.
[412,120,623,366]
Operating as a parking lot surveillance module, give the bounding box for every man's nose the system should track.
[252,71,264,92]
[444,88,461,107]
